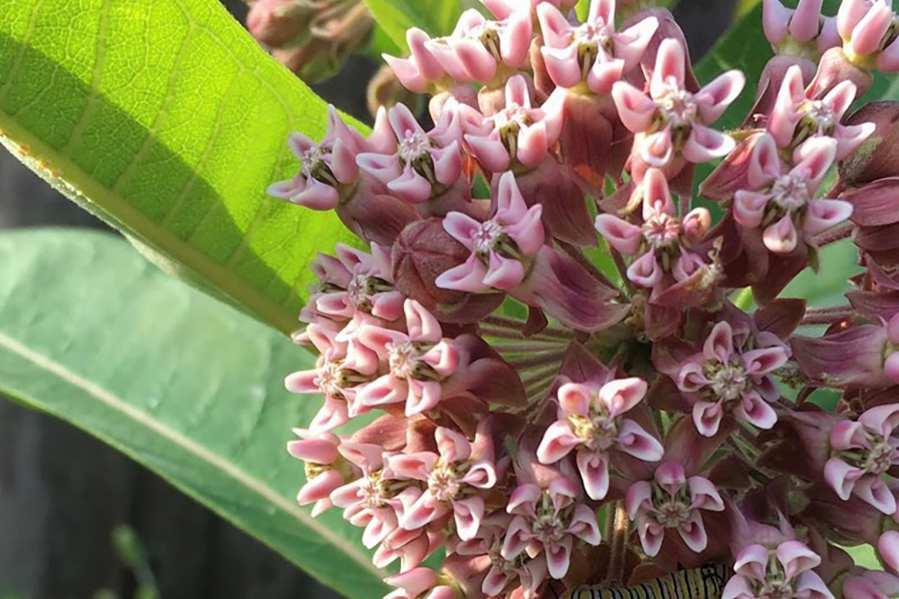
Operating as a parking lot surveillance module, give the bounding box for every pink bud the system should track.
[881,531,899,575]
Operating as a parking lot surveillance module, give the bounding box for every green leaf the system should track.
[362,0,465,51]
[0,229,386,599]
[0,0,360,336]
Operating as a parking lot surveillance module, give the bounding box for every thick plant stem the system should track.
[605,501,630,586]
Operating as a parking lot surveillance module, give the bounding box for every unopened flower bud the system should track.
[391,218,505,324]
[367,64,421,120]
[247,0,307,47]
[807,47,874,99]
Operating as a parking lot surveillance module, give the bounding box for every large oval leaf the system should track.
[0,229,386,599]
[0,0,358,335]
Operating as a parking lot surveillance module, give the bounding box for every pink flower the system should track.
[437,171,545,293]
[837,0,899,72]
[423,8,532,85]
[676,320,789,437]
[625,462,724,557]
[611,38,744,170]
[303,244,404,330]
[768,65,875,158]
[537,0,658,95]
[465,75,561,172]
[268,105,364,209]
[502,453,601,580]
[331,441,405,549]
[732,134,853,254]
[595,168,713,296]
[356,300,460,416]
[287,428,353,517]
[482,0,576,20]
[763,0,840,54]
[722,540,833,599]
[824,404,899,515]
[285,322,380,431]
[454,512,548,599]
[536,377,663,500]
[388,426,497,540]
[356,103,466,207]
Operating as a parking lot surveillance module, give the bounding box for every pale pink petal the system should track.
[704,321,734,362]
[693,400,724,437]
[617,419,664,462]
[500,9,532,67]
[614,16,659,70]
[682,125,735,163]
[557,383,592,417]
[568,503,602,546]
[627,250,662,288]
[586,58,625,95]
[500,516,532,559]
[734,543,769,580]
[599,377,648,417]
[625,481,653,518]
[735,393,778,430]
[677,511,709,553]
[356,152,403,185]
[696,70,745,124]
[763,0,792,44]
[742,346,790,375]
[733,190,770,228]
[650,39,686,98]
[389,452,439,481]
[576,450,610,500]
[804,199,854,236]
[389,166,433,204]
[536,3,575,48]
[503,204,546,256]
[595,214,644,255]
[538,421,582,464]
[777,540,821,579]
[545,537,573,579]
[453,496,485,541]
[824,457,863,500]
[762,214,799,254]
[483,252,526,290]
[541,45,583,89]
[854,477,897,515]
[611,81,656,132]
[434,254,490,293]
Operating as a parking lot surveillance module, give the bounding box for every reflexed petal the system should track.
[545,537,573,579]
[693,400,724,437]
[762,214,799,254]
[824,457,863,500]
[682,125,735,163]
[696,70,745,124]
[576,450,610,500]
[735,393,778,430]
[599,377,648,417]
[435,254,490,293]
[617,419,664,462]
[595,214,643,255]
[733,190,770,228]
[611,81,656,132]
[677,511,709,553]
[650,39,687,98]
[538,421,582,464]
[804,199,854,236]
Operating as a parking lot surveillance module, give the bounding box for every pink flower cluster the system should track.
[270,0,899,597]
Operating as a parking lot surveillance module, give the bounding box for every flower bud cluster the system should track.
[268,0,899,597]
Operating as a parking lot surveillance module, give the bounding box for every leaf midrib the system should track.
[0,328,379,580]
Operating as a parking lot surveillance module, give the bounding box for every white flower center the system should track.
[388,341,419,379]
[301,144,328,179]
[359,469,391,509]
[428,462,462,502]
[568,407,619,451]
[474,220,505,255]
[803,99,836,133]
[397,130,432,163]
[532,495,568,545]
[574,20,613,49]
[770,175,811,212]
[642,211,683,249]
[703,359,749,402]
[658,84,699,129]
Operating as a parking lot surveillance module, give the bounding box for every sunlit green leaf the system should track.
[0,0,361,335]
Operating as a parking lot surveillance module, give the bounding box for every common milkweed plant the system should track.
[2,0,899,598]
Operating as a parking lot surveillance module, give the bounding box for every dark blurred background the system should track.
[0,1,737,597]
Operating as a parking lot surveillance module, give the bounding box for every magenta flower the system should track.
[595,168,713,295]
[331,441,404,549]
[536,377,663,500]
[356,300,460,416]
[732,134,852,254]
[625,461,724,557]
[768,65,875,158]
[722,540,833,599]
[437,171,544,293]
[611,38,744,170]
[388,426,497,541]
[502,453,601,580]
[837,0,899,72]
[824,403,899,515]
[285,322,380,431]
[675,320,789,437]
[423,8,532,86]
[356,103,465,207]
[287,428,352,517]
[465,74,561,172]
[537,0,658,95]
